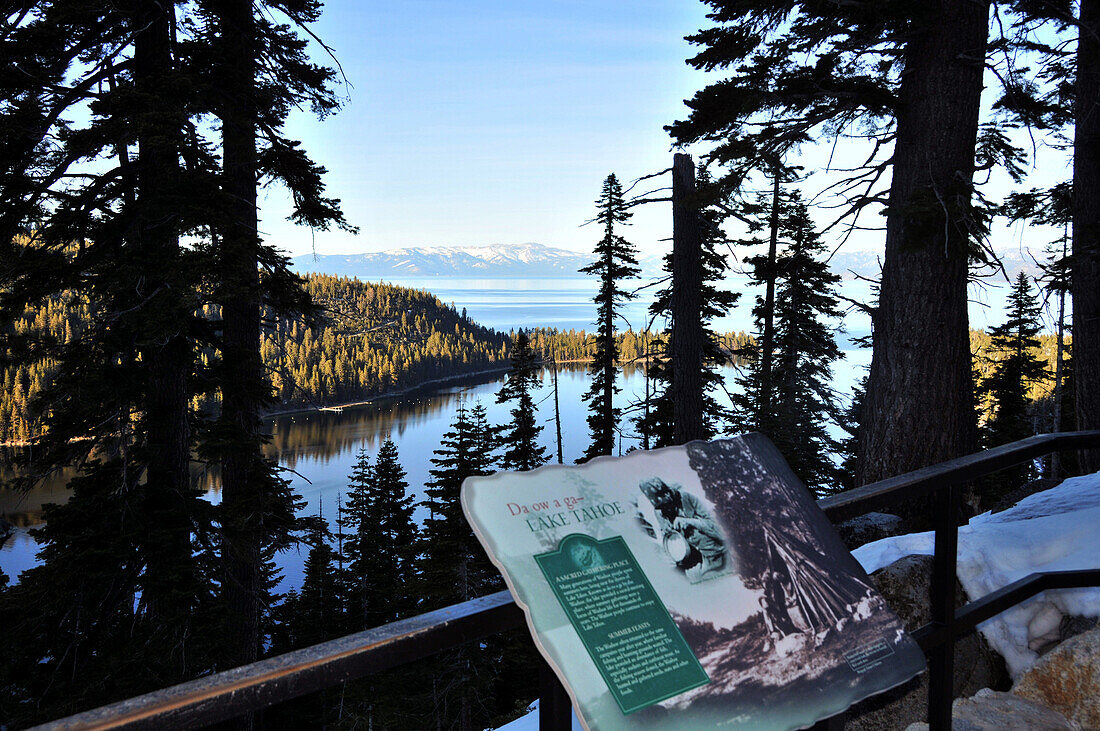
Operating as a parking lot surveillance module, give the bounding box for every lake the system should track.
[0,275,1020,588]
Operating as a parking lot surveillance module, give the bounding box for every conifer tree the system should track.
[195,0,354,673]
[732,192,844,493]
[579,174,640,461]
[496,331,549,471]
[341,440,419,628]
[418,402,504,729]
[977,272,1048,493]
[0,1,217,708]
[290,514,341,648]
[667,0,1028,490]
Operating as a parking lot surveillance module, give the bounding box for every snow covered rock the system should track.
[852,472,1100,678]
[903,688,1074,731]
[1013,626,1100,729]
[834,512,904,550]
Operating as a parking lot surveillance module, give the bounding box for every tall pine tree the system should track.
[732,191,844,493]
[418,402,508,729]
[579,174,640,462]
[665,0,1046,493]
[341,440,419,629]
[977,272,1048,496]
[496,331,549,471]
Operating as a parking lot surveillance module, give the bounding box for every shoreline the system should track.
[262,365,513,418]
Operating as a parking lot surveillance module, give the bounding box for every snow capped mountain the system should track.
[292,243,663,279]
[828,247,1045,281]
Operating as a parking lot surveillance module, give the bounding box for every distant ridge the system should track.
[292,243,1043,282]
[829,247,1044,282]
[291,243,664,279]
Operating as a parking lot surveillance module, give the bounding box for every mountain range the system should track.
[292,243,1045,282]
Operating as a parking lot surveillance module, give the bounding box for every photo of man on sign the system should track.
[636,476,731,583]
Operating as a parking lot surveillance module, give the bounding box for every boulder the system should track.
[903,688,1075,731]
[835,512,904,550]
[845,555,1009,730]
[1013,626,1100,730]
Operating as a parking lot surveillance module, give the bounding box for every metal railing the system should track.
[38,431,1100,731]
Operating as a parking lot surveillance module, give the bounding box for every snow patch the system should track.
[852,472,1100,677]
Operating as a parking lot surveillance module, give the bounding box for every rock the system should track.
[1059,615,1099,644]
[845,555,1010,731]
[834,512,904,550]
[1013,626,1100,730]
[903,688,1075,730]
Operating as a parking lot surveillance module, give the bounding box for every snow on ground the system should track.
[495,700,585,731]
[852,472,1100,677]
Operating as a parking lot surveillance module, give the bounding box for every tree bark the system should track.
[860,0,987,492]
[132,0,194,642]
[1074,0,1100,473]
[218,0,263,674]
[670,153,705,444]
[760,166,780,425]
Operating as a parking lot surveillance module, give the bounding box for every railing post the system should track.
[538,657,572,731]
[927,483,959,730]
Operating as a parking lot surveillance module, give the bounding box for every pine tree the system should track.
[418,402,505,729]
[197,0,354,673]
[341,440,419,629]
[666,0,1029,492]
[977,272,1048,496]
[496,331,549,471]
[579,174,640,461]
[769,204,845,493]
[732,192,844,493]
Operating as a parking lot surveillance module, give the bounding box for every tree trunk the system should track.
[1075,0,1100,473]
[670,153,705,444]
[760,166,781,425]
[860,0,987,493]
[132,0,194,645]
[1051,237,1067,477]
[218,0,263,675]
[551,353,563,464]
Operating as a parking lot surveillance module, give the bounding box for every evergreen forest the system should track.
[3,0,1100,728]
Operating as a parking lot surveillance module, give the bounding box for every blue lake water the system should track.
[0,275,1019,590]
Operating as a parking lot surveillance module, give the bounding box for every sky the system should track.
[263,1,1073,263]
[263,0,717,258]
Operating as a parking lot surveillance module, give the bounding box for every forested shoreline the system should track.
[3,0,1099,727]
[0,273,756,444]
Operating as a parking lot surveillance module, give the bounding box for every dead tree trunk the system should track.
[670,153,705,444]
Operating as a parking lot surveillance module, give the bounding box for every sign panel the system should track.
[462,434,925,730]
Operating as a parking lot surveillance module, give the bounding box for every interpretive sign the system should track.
[462,433,925,730]
[534,534,709,713]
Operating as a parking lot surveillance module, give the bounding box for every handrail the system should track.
[35,431,1100,731]
[36,592,524,730]
[818,430,1100,522]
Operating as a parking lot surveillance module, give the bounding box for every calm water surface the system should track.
[1,275,1017,588]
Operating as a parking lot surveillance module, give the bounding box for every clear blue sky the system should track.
[263,1,1071,264]
[263,0,716,258]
